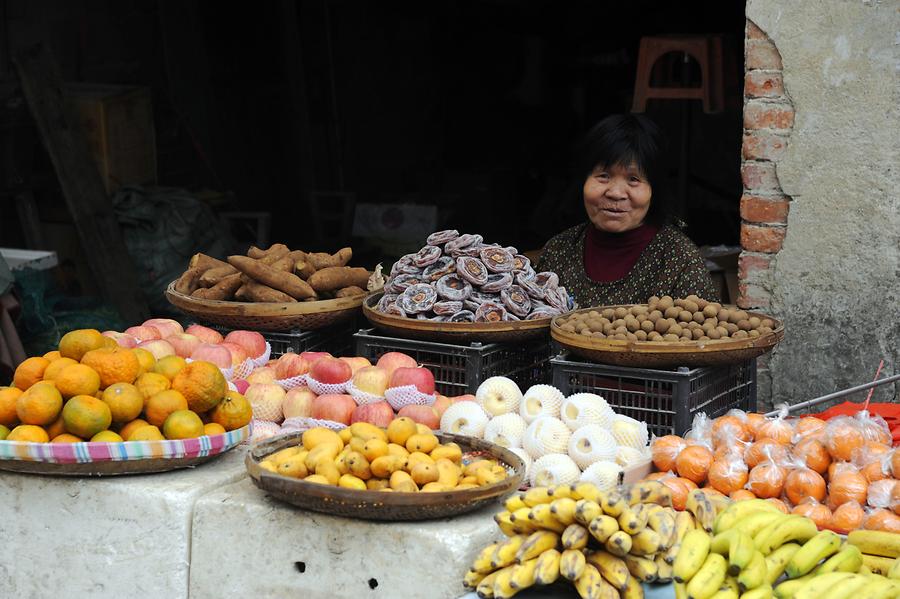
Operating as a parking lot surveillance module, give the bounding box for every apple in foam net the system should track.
[190,343,233,369]
[143,318,183,339]
[339,356,372,376]
[282,387,316,419]
[137,339,176,360]
[126,325,161,341]
[220,342,249,366]
[103,331,138,349]
[184,324,224,345]
[165,333,202,359]
[351,401,395,428]
[223,330,267,359]
[300,351,332,366]
[376,352,417,378]
[398,404,439,429]
[309,357,352,385]
[311,394,357,425]
[351,366,390,397]
[274,353,310,379]
[246,367,277,385]
[232,379,250,394]
[389,367,435,395]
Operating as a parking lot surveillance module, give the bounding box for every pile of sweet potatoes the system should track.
[173,244,371,303]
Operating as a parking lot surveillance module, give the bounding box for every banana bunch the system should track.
[465,480,717,599]
[846,530,900,579]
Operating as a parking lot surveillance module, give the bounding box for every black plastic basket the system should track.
[551,352,757,437]
[354,329,553,396]
[208,321,356,359]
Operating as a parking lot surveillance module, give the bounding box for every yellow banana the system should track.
[476,567,505,598]
[495,511,528,537]
[585,549,630,590]
[860,577,900,599]
[665,510,698,564]
[551,497,579,526]
[604,530,632,557]
[756,516,818,555]
[739,583,773,599]
[790,572,861,599]
[686,553,728,599]
[648,508,677,550]
[575,500,604,526]
[715,499,779,534]
[516,530,560,563]
[847,530,900,559]
[674,528,712,583]
[472,542,502,574]
[509,556,539,590]
[571,482,606,504]
[573,563,607,599]
[618,504,649,535]
[736,551,766,593]
[656,554,674,582]
[625,479,673,507]
[706,492,731,519]
[888,555,900,579]
[630,527,662,557]
[492,566,518,599]
[527,503,566,533]
[861,553,896,576]
[733,510,786,539]
[588,514,620,544]
[728,531,757,576]
[784,530,842,578]
[624,553,658,582]
[763,542,801,585]
[491,534,529,569]
[463,568,485,590]
[686,489,717,533]
[773,573,814,599]
[504,493,528,512]
[710,577,740,599]
[675,581,688,599]
[509,507,533,524]
[711,529,738,556]
[621,572,644,599]
[560,548,587,581]
[813,544,862,575]
[522,486,555,507]
[534,548,561,585]
[601,492,628,517]
[562,523,591,550]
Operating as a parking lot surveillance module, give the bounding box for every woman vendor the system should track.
[537,114,718,308]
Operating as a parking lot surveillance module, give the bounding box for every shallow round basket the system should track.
[246,431,525,521]
[165,281,364,331]
[551,305,784,368]
[362,292,552,344]
[0,424,250,476]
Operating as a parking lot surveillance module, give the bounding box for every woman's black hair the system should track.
[574,114,670,225]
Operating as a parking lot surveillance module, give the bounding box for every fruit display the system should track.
[437,376,651,488]
[647,408,900,533]
[375,230,572,322]
[257,421,510,492]
[1,329,252,444]
[173,244,374,303]
[555,296,778,343]
[463,479,719,598]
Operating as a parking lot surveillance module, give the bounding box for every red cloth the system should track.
[583,223,661,282]
[803,401,900,446]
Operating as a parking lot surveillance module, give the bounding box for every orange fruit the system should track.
[792,438,831,474]
[863,460,888,483]
[828,471,868,510]
[744,438,789,469]
[210,390,253,431]
[893,484,900,516]
[46,415,67,439]
[144,389,188,427]
[745,413,767,440]
[132,348,156,374]
[118,418,150,440]
[203,422,226,436]
[80,347,141,388]
[660,477,697,511]
[707,456,750,495]
[102,336,118,349]
[756,418,794,445]
[730,489,757,501]
[172,361,226,413]
[101,383,145,423]
[747,462,786,498]
[13,357,50,390]
[127,425,164,441]
[42,357,79,380]
[795,417,827,439]
[766,498,790,513]
[135,372,170,400]
[16,382,63,425]
[831,501,865,531]
[51,433,84,443]
[62,395,113,438]
[792,501,832,528]
[784,468,827,505]
[7,424,50,443]
[0,386,23,426]
[59,329,106,361]
[162,409,204,440]
[651,435,687,472]
[711,415,752,446]
[826,424,865,462]
[675,445,714,484]
[91,430,124,442]
[152,355,187,381]
[54,363,101,398]
[43,350,61,361]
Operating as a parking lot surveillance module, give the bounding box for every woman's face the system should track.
[583,162,652,233]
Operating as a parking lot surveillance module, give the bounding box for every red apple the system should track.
[432,394,455,419]
[233,379,250,394]
[311,394,357,425]
[190,343,233,369]
[137,339,175,359]
[376,352,418,378]
[351,366,390,397]
[185,324,224,344]
[300,351,332,365]
[398,404,440,429]
[143,318,183,339]
[274,353,310,379]
[223,330,267,358]
[389,367,435,395]
[126,325,161,341]
[246,366,277,385]
[339,356,372,375]
[351,401,396,428]
[283,387,317,419]
[309,357,352,384]
[220,342,249,366]
[103,331,138,349]
[165,333,202,359]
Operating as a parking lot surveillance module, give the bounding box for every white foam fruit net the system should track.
[274,373,309,391]
[384,385,436,410]
[280,417,347,434]
[306,376,349,396]
[346,381,386,406]
[230,342,273,380]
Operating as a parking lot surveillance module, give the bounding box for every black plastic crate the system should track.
[208,321,356,359]
[551,352,757,438]
[354,328,553,396]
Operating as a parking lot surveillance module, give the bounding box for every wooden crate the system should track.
[67,83,157,194]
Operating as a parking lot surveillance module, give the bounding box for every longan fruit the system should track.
[683,300,699,313]
[724,322,739,335]
[732,330,749,339]
[730,310,749,324]
[610,318,625,329]
[674,298,686,308]
[699,335,710,341]
[692,312,705,324]
[749,316,761,329]
[635,330,648,341]
[748,330,760,338]
[630,305,648,316]
[654,318,670,334]
[678,310,693,323]
[641,320,655,333]
[603,323,615,335]
[648,295,660,306]
[580,328,593,336]
[702,304,719,318]
[614,326,628,336]
[716,326,730,338]
[686,321,701,330]
[668,324,684,337]
[691,328,705,340]
[648,332,663,341]
[761,319,775,329]
[758,326,773,335]
[587,310,600,320]
[664,307,681,319]
[703,317,718,329]
[613,333,627,340]
[696,298,709,310]
[648,310,663,323]
[737,319,753,331]
[685,294,701,304]
[625,319,641,333]
[591,331,606,338]
[662,333,680,342]
[658,296,674,310]
[625,332,638,342]
[707,328,722,340]
[717,308,731,322]
[586,319,604,332]
[601,309,615,320]
[614,307,629,319]
[680,331,693,340]
[561,323,576,333]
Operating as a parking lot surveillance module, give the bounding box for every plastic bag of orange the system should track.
[807,401,900,447]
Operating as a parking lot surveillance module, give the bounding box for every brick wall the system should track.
[738,20,794,310]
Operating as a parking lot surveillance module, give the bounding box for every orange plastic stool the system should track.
[631,35,724,114]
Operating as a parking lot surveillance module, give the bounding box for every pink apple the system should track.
[339,356,372,375]
[245,383,286,422]
[300,351,332,365]
[220,342,249,366]
[190,343,233,369]
[351,366,390,397]
[246,366,277,385]
[309,357,352,385]
[143,318,183,338]
[283,387,317,419]
[223,330,267,358]
[389,367,435,395]
[185,324,224,344]
[126,325,161,341]
[311,394,357,425]
[398,404,440,429]
[351,401,396,428]
[376,352,418,378]
[137,339,176,360]
[433,394,457,419]
[233,379,250,394]
[165,333,202,359]
[274,353,310,379]
[102,331,138,349]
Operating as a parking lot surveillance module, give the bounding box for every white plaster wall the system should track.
[747,0,900,406]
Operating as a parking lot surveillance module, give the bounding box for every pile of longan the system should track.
[555,295,777,343]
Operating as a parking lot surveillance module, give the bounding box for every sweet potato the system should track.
[227,256,317,300]
[307,247,352,270]
[307,266,370,292]
[239,279,297,303]
[199,265,239,286]
[174,267,204,295]
[192,273,242,300]
[258,246,291,265]
[269,255,296,273]
[189,253,230,272]
[335,286,366,298]
[294,261,316,279]
[248,243,290,260]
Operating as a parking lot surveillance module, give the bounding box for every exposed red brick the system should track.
[737,284,771,310]
[746,20,768,40]
[741,161,781,192]
[743,102,794,130]
[738,254,772,281]
[743,131,788,161]
[740,195,789,224]
[745,72,785,99]
[745,40,783,71]
[741,224,786,254]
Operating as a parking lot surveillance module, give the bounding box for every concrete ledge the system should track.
[0,447,248,598]
[189,478,506,599]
